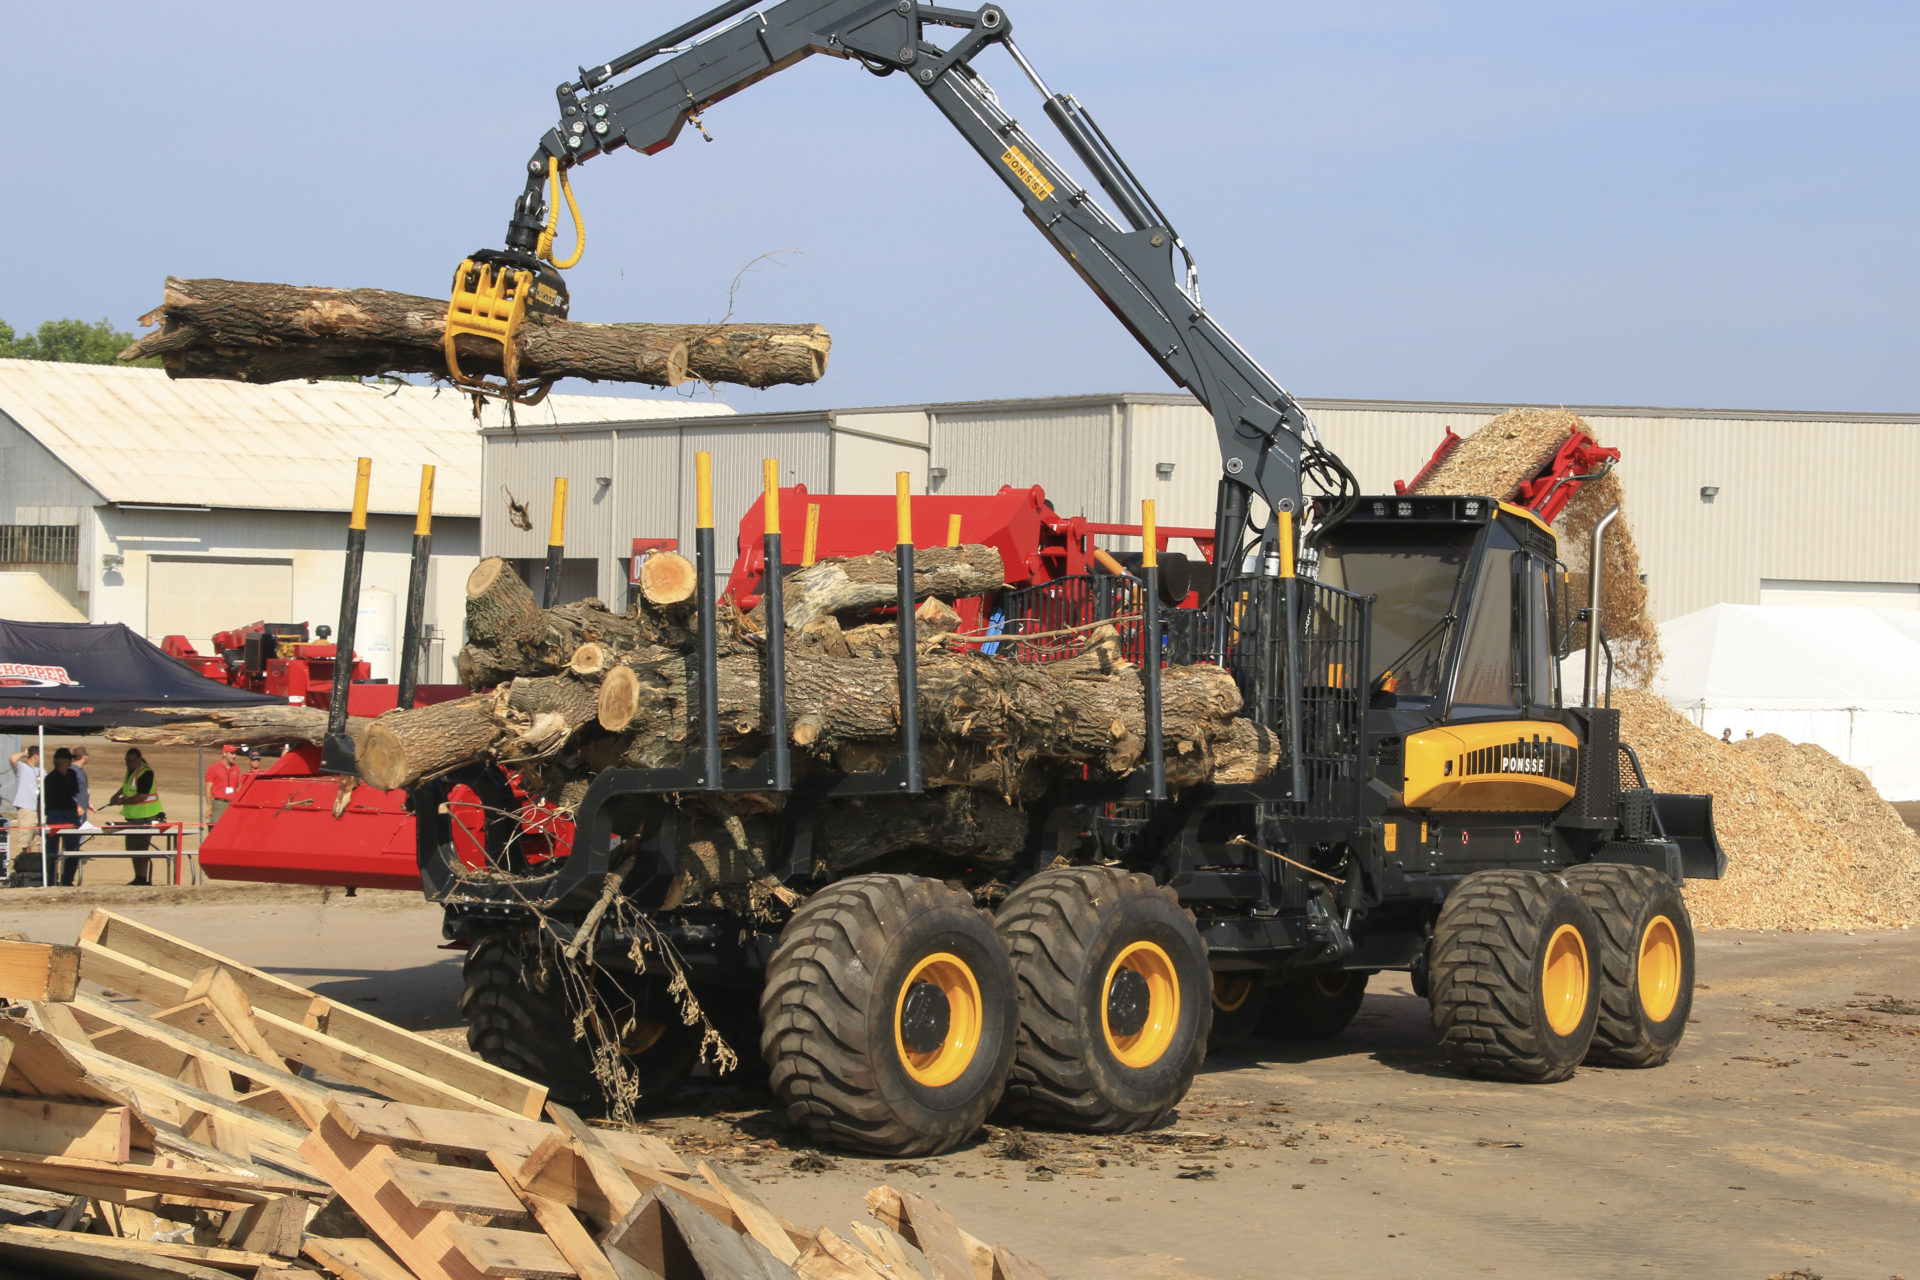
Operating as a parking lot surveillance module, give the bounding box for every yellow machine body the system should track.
[1403,721,1581,813]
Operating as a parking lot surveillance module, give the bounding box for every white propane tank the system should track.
[356,586,398,684]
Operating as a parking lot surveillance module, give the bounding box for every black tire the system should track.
[996,866,1211,1132]
[759,874,1016,1156]
[1428,869,1601,1083]
[461,933,699,1115]
[1565,863,1696,1067]
[1261,968,1370,1040]
[1208,973,1268,1050]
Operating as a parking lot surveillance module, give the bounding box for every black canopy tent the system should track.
[2,619,280,885]
[0,619,279,734]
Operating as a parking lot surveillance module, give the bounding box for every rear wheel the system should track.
[1261,968,1370,1039]
[1428,869,1601,1082]
[759,874,1016,1156]
[996,866,1210,1132]
[1565,863,1695,1067]
[1208,973,1268,1049]
[461,933,699,1116]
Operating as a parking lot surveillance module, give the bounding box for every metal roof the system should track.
[0,360,734,518]
[0,573,86,623]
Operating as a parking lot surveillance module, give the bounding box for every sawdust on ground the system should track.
[1410,408,1660,685]
[1615,688,1920,930]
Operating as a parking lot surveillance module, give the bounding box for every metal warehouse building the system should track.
[483,392,1920,623]
[0,360,730,682]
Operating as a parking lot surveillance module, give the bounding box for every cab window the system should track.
[1524,555,1557,710]
[1453,548,1516,707]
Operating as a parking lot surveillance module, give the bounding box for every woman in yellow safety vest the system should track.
[104,748,163,886]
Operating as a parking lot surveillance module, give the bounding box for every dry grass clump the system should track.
[1411,408,1660,685]
[1614,689,1919,930]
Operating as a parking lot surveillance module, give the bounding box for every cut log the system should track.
[121,278,831,390]
[637,552,697,610]
[105,704,365,750]
[460,559,687,690]
[356,695,503,792]
[773,545,1005,630]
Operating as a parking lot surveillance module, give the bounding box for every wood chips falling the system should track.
[1615,689,1920,930]
[1410,408,1661,685]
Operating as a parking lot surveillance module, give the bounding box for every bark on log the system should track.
[772,544,1006,630]
[459,558,686,689]
[104,704,368,749]
[120,278,831,390]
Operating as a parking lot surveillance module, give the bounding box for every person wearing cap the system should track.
[44,749,83,887]
[205,745,243,827]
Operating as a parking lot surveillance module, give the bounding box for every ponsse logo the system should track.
[1459,736,1578,785]
[0,662,80,689]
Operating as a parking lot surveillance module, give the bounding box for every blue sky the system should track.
[4,2,1914,413]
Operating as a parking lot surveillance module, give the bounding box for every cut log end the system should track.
[355,723,410,793]
[598,665,642,732]
[639,551,698,607]
[570,642,608,675]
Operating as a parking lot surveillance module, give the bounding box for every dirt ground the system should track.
[1,883,1914,1280]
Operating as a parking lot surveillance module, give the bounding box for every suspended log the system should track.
[119,278,831,390]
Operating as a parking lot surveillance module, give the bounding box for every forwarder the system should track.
[417,0,1725,1156]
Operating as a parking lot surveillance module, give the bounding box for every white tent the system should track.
[1650,604,1920,801]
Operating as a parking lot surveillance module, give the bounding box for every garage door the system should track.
[1759,579,1920,610]
[147,557,294,651]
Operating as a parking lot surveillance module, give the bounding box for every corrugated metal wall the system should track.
[483,416,835,597]
[485,396,1920,623]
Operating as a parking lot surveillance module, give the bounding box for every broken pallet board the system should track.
[80,910,544,1118]
[0,939,81,1002]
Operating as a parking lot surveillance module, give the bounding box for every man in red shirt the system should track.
[204,745,243,826]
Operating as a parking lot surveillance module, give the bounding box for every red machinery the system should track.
[722,483,1215,622]
[1395,427,1621,522]
[162,622,373,709]
[166,620,472,886]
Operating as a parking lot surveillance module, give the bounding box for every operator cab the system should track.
[1313,496,1564,733]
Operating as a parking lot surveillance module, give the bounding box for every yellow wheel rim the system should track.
[1541,923,1589,1037]
[1637,915,1682,1023]
[1313,970,1351,998]
[893,952,983,1088]
[1213,974,1256,1013]
[621,1019,666,1055]
[1103,941,1181,1069]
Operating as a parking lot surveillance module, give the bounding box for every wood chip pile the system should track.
[1410,408,1661,686]
[1614,690,1920,930]
[0,923,1049,1280]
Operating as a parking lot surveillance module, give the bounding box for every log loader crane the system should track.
[420,0,1724,1155]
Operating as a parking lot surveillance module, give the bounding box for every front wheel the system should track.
[1428,869,1601,1082]
[996,866,1211,1132]
[1565,863,1696,1067]
[759,874,1017,1156]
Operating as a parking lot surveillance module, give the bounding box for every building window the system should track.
[0,525,78,564]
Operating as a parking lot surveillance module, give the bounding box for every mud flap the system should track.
[1651,793,1726,880]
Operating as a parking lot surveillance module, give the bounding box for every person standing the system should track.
[204,745,242,827]
[71,748,92,820]
[103,748,163,887]
[44,749,83,887]
[8,744,42,877]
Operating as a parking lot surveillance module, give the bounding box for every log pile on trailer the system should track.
[0,926,1049,1279]
[356,542,1279,904]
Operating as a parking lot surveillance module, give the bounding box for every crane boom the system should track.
[471,0,1353,561]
